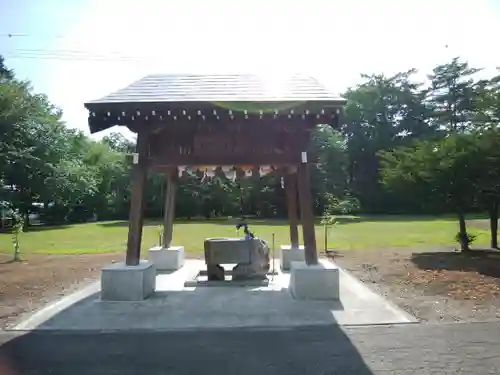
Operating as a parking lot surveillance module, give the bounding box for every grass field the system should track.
[0,216,493,255]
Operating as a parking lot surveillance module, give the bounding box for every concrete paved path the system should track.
[1,322,500,374]
[14,259,415,330]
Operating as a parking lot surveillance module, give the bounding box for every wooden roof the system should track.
[84,73,346,134]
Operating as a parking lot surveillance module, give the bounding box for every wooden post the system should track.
[297,157,318,265]
[284,172,300,249]
[162,168,177,248]
[125,131,149,266]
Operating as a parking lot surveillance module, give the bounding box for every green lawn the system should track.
[0,216,493,255]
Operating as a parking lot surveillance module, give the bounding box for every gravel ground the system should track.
[332,246,500,323]
[0,253,121,329]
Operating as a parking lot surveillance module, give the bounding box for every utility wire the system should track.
[3,53,141,62]
[0,33,31,38]
[0,48,165,62]
[2,53,145,63]
[0,33,74,39]
[9,48,137,56]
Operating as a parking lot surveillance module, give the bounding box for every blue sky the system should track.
[1,0,499,139]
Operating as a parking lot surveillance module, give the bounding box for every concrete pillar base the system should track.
[280,245,305,271]
[289,260,339,300]
[101,261,156,301]
[148,246,185,271]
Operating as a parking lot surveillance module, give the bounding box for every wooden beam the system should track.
[297,159,318,265]
[284,172,300,249]
[125,131,149,266]
[162,168,177,248]
[150,155,301,167]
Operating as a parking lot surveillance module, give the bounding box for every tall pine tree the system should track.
[427,57,481,134]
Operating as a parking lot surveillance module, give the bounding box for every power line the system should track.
[0,32,167,41]
[3,52,139,62]
[0,32,170,62]
[2,53,144,63]
[0,48,166,63]
[0,33,30,38]
[0,33,70,39]
[8,48,136,56]
[2,54,143,62]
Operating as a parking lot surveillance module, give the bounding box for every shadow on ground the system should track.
[96,215,496,229]
[0,258,18,265]
[411,249,500,279]
[94,217,384,228]
[0,224,71,234]
[0,325,374,375]
[342,214,493,223]
[97,219,292,228]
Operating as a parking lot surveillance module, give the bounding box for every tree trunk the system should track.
[489,201,499,249]
[13,241,20,262]
[24,209,30,227]
[458,211,470,251]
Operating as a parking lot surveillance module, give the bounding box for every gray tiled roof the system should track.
[86,73,344,104]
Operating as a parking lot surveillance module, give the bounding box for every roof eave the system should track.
[85,98,346,109]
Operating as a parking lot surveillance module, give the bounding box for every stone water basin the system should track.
[203,237,270,281]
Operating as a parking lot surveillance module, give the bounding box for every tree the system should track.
[380,134,479,251]
[471,129,500,248]
[0,56,14,80]
[427,57,481,134]
[11,209,24,261]
[81,139,130,220]
[468,73,500,247]
[341,70,436,213]
[309,125,349,212]
[0,58,99,223]
[0,78,58,220]
[103,132,136,153]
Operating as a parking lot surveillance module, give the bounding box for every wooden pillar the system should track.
[162,168,177,248]
[284,171,300,249]
[125,131,149,266]
[297,159,318,265]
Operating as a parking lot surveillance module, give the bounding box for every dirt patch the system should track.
[331,247,500,323]
[0,253,122,329]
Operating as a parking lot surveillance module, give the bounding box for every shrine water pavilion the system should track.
[84,74,346,301]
